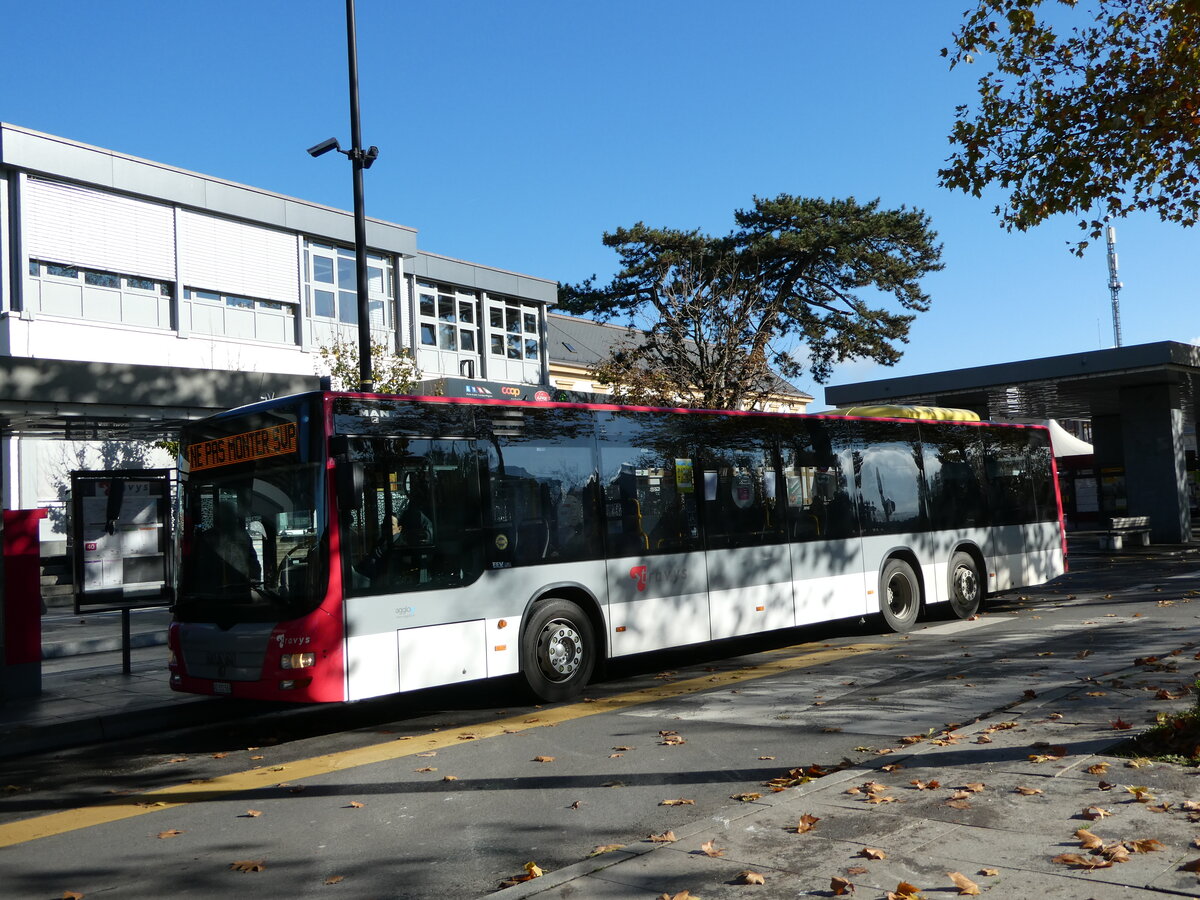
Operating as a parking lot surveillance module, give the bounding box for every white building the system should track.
[0,123,557,542]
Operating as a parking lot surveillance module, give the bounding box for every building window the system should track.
[84,271,120,288]
[46,263,79,279]
[306,241,393,328]
[487,295,541,361]
[417,281,478,354]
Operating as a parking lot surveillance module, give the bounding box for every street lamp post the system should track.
[307,0,379,392]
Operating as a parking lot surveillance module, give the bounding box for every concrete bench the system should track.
[1098,516,1152,551]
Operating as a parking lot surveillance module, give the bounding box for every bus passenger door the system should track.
[702,445,795,640]
[784,420,869,625]
[598,413,709,656]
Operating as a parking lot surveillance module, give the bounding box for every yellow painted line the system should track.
[0,640,887,848]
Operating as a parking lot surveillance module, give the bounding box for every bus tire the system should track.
[521,598,596,703]
[879,558,921,633]
[948,551,982,619]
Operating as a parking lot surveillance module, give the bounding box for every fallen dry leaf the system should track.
[887,881,923,900]
[1102,843,1131,863]
[1126,785,1155,802]
[443,775,458,782]
[946,799,972,810]
[532,755,555,763]
[1014,786,1043,796]
[978,868,998,876]
[62,893,85,900]
[1112,718,1134,730]
[859,847,887,860]
[947,871,980,895]
[796,813,820,833]
[660,798,695,806]
[656,893,692,900]
[243,810,263,817]
[612,746,634,752]
[735,870,766,885]
[1086,763,1110,775]
[830,876,856,895]
[1128,838,1165,853]
[1075,829,1103,850]
[345,801,364,809]
[910,779,940,791]
[648,831,678,843]
[1053,853,1113,869]
[700,838,725,857]
[414,767,437,773]
[1180,858,1200,872]
[524,862,543,878]
[961,782,986,793]
[589,844,624,856]
[324,875,344,885]
[1082,806,1113,820]
[157,829,184,840]
[230,859,267,873]
[731,792,761,802]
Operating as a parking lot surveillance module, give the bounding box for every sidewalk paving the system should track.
[498,671,1200,899]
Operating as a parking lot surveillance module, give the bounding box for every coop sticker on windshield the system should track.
[187,423,298,471]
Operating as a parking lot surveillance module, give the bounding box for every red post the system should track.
[2,508,47,698]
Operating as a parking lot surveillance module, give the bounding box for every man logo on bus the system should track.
[629,565,648,592]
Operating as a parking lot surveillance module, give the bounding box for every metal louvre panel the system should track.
[178,208,300,304]
[25,177,176,279]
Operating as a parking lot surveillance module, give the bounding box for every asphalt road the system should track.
[2,549,1198,899]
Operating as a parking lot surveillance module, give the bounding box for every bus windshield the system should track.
[176,401,326,623]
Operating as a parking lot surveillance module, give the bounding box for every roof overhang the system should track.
[825,341,1200,420]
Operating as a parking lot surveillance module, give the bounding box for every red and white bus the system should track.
[168,391,1066,703]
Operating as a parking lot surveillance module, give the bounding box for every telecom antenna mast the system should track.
[1106,225,1123,347]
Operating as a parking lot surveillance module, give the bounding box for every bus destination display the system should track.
[186,422,298,471]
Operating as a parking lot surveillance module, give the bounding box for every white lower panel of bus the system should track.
[708,545,793,641]
[345,617,518,701]
[793,571,873,626]
[610,591,711,656]
[709,581,795,640]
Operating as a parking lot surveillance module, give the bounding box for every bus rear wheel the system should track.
[880,558,921,633]
[521,598,596,703]
[948,551,982,619]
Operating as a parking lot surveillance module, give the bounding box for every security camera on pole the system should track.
[307,0,380,392]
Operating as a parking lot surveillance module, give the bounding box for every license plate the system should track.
[213,681,232,695]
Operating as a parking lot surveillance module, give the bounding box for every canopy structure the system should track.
[1045,419,1093,458]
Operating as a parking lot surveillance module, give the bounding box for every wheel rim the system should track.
[953,564,979,606]
[537,617,583,683]
[886,572,915,619]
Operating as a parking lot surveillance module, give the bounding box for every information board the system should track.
[71,469,175,612]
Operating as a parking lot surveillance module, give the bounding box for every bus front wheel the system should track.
[948,551,982,619]
[879,558,921,633]
[521,598,596,703]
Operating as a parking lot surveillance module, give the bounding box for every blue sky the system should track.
[3,0,1194,405]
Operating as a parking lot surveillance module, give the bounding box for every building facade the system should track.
[0,124,556,538]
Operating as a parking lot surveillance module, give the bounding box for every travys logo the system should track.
[629,565,648,592]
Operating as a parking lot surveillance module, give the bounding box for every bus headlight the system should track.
[280,652,316,669]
